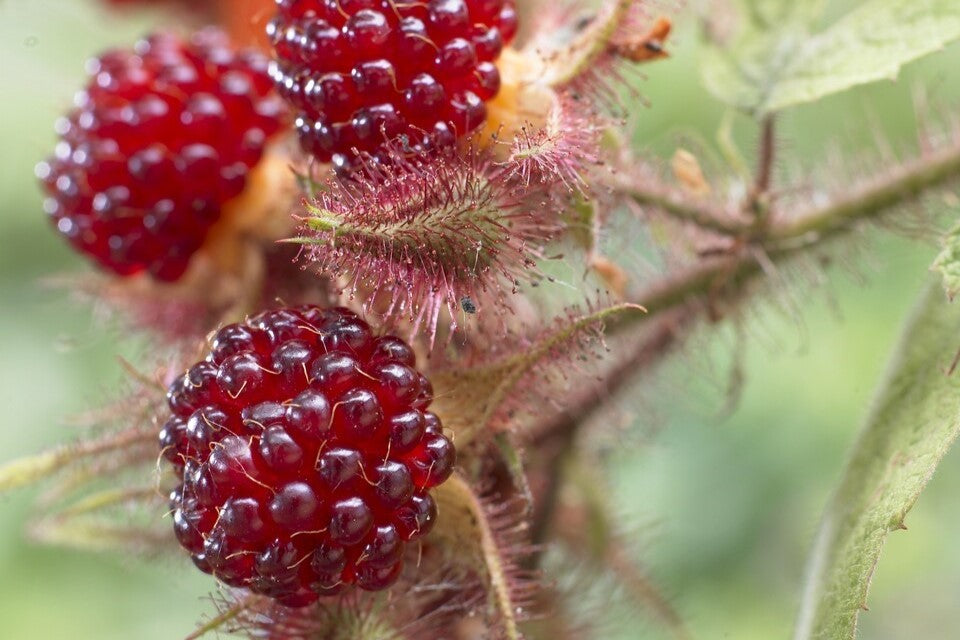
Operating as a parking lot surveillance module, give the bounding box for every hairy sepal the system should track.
[0,365,174,555]
[201,569,483,639]
[430,303,646,447]
[432,474,536,640]
[502,95,605,194]
[295,151,557,341]
[534,0,669,99]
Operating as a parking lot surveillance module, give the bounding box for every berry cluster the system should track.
[161,306,455,606]
[269,0,517,171]
[37,30,285,281]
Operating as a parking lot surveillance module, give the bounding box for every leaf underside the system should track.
[933,224,960,301]
[701,0,960,115]
[794,281,960,640]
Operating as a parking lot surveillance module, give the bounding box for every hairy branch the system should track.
[528,308,692,447]
[770,140,960,241]
[748,115,777,221]
[613,136,960,336]
[617,176,748,235]
[531,136,960,467]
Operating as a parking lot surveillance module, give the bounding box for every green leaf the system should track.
[794,281,960,640]
[702,0,960,115]
[699,0,824,112]
[932,223,960,300]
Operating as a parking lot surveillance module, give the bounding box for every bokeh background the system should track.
[1,1,959,638]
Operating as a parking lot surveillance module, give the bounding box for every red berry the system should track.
[37,30,286,281]
[269,0,517,171]
[161,306,455,604]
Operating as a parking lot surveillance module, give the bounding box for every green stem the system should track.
[619,177,749,235]
[771,140,960,240]
[615,138,960,334]
[621,134,960,246]
[59,487,159,517]
[541,138,960,459]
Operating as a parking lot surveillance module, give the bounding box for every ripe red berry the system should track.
[161,306,455,606]
[37,30,285,282]
[268,0,517,171]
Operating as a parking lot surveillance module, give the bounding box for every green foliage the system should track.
[933,224,960,300]
[701,0,960,115]
[794,282,960,640]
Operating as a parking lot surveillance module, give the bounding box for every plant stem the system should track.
[605,541,694,640]
[770,140,960,240]
[523,310,691,555]
[748,115,777,220]
[0,426,157,493]
[526,430,574,559]
[618,177,748,235]
[559,456,694,640]
[534,138,960,450]
[618,138,960,333]
[529,309,691,446]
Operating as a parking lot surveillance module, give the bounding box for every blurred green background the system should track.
[1,1,959,638]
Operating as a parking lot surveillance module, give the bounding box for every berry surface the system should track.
[269,0,517,171]
[161,306,455,606]
[37,30,285,281]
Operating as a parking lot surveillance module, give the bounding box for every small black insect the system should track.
[460,297,477,314]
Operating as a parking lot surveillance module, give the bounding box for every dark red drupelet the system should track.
[37,30,285,282]
[269,0,517,172]
[161,306,456,606]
